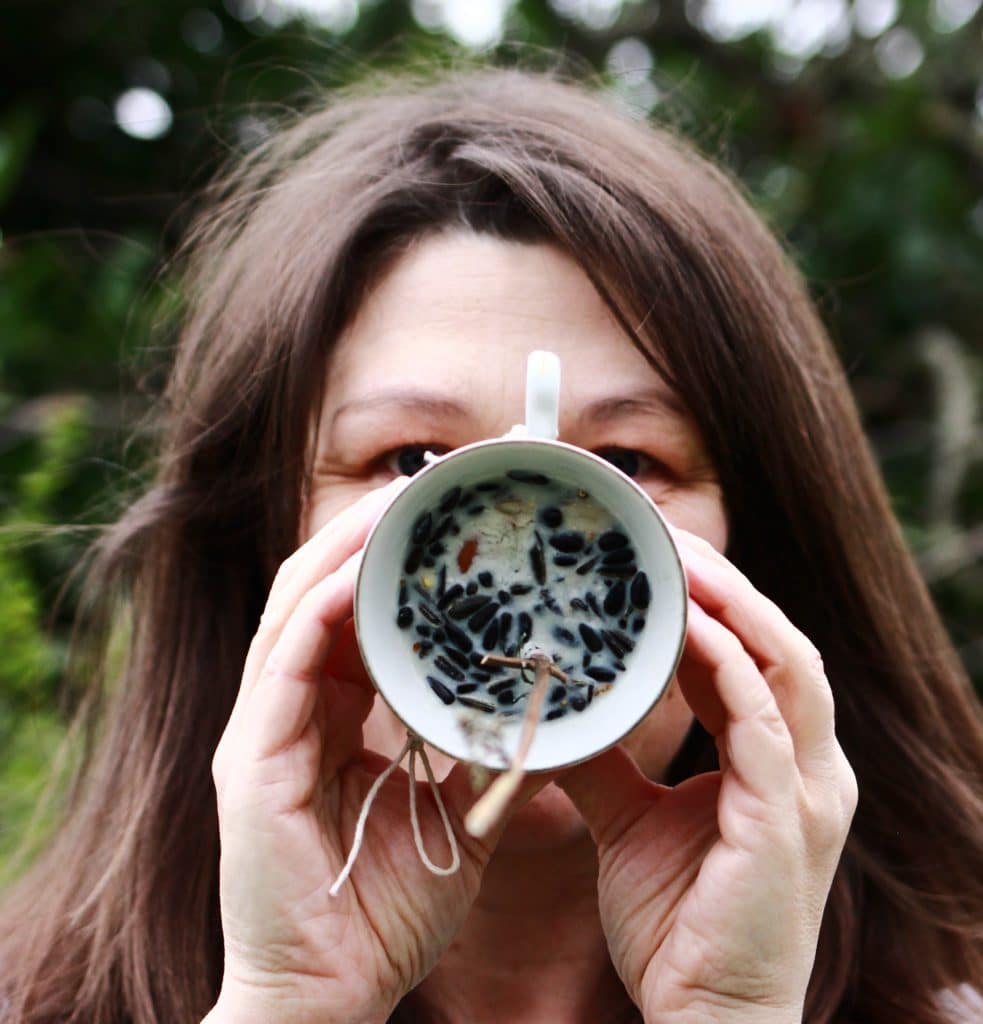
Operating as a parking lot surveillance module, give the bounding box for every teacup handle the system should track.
[524,350,561,441]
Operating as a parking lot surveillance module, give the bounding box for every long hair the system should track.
[1,63,980,1024]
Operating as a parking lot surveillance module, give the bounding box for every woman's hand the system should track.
[205,477,547,1024]
[556,526,858,1024]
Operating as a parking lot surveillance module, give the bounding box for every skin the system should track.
[205,232,857,1024]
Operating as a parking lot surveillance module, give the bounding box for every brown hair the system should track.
[1,62,981,1024]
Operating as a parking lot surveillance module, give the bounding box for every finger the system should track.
[324,616,373,689]
[673,653,728,739]
[231,476,410,735]
[239,550,361,762]
[671,527,836,761]
[554,745,662,848]
[681,599,799,804]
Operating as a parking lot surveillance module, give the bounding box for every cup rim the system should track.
[354,435,688,770]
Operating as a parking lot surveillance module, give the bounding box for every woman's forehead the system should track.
[322,231,681,419]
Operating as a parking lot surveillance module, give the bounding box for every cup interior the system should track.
[355,437,687,771]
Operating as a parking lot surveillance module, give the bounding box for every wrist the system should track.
[644,992,803,1024]
[203,978,391,1024]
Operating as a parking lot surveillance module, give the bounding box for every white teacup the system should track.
[354,352,687,772]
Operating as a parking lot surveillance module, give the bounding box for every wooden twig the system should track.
[464,654,554,838]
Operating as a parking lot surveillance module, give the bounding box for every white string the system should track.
[328,732,461,895]
[408,740,462,875]
[329,734,413,896]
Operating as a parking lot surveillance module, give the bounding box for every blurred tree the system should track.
[1,0,981,869]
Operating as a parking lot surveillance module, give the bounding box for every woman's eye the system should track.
[383,443,448,477]
[595,447,661,478]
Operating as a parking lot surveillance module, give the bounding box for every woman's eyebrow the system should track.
[329,389,474,433]
[578,387,689,424]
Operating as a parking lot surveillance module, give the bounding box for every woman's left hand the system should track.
[556,526,858,1023]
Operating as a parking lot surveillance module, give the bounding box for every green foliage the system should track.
[1,0,981,874]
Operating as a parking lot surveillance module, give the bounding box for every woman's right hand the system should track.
[204,477,543,1024]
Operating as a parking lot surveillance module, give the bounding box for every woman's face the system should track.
[303,231,727,847]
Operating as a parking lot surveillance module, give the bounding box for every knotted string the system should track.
[329,732,461,896]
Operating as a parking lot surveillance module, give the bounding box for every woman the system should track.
[1,65,980,1023]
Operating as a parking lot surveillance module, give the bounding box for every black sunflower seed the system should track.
[470,670,492,683]
[478,570,494,587]
[497,589,512,605]
[581,652,592,669]
[540,588,562,614]
[415,625,431,638]
[529,537,546,585]
[516,611,533,645]
[436,565,446,600]
[487,678,514,695]
[441,647,470,670]
[631,616,646,634]
[404,546,424,574]
[456,682,479,695]
[599,565,637,579]
[412,512,433,545]
[439,486,462,514]
[601,629,632,660]
[497,689,517,705]
[431,515,455,543]
[607,628,636,653]
[549,531,586,554]
[585,592,602,617]
[398,579,408,605]
[578,623,603,652]
[396,607,413,629]
[466,581,479,595]
[438,583,464,610]
[498,611,513,638]
[482,619,500,651]
[458,696,495,713]
[586,666,616,682]
[434,655,465,682]
[575,556,599,576]
[427,677,455,705]
[469,651,486,667]
[510,583,534,596]
[553,553,578,567]
[602,547,635,566]
[629,571,651,610]
[539,506,563,528]
[545,707,566,720]
[418,602,442,626]
[417,641,433,658]
[468,602,499,632]
[570,694,588,712]
[448,594,490,619]
[570,597,589,613]
[603,580,627,616]
[507,469,550,484]
[598,530,629,551]
[549,685,567,704]
[552,625,577,646]
[443,621,473,653]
